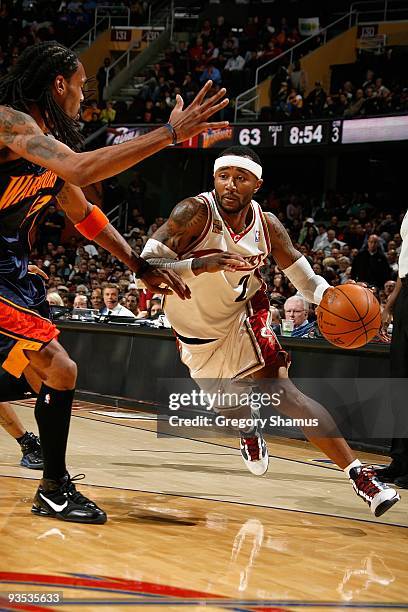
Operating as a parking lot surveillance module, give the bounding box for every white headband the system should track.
[214,155,262,180]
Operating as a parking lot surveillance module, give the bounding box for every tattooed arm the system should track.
[263,212,302,268]
[57,183,190,298]
[0,105,172,186]
[0,82,228,186]
[143,198,246,276]
[263,212,330,304]
[152,197,209,255]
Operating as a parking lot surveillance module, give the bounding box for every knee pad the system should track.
[0,368,37,401]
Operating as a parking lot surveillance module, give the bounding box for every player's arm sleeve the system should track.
[141,239,196,279]
[282,256,331,305]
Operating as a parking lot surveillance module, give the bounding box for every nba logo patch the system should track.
[255,230,260,242]
[212,220,223,234]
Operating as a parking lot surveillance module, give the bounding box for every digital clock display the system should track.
[283,121,342,146]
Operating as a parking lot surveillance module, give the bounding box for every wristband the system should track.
[134,257,151,279]
[163,122,178,145]
[75,206,109,240]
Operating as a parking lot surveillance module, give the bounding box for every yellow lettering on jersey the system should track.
[0,175,32,210]
[0,171,58,211]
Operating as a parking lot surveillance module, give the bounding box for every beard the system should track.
[215,190,251,215]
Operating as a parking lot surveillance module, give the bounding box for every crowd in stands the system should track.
[268,59,408,122]
[32,183,403,338]
[82,23,407,134]
[0,0,149,78]
[83,12,311,130]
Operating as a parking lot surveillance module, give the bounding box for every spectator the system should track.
[124,292,140,316]
[320,228,345,257]
[270,271,289,297]
[286,195,302,223]
[205,40,219,64]
[199,62,222,86]
[305,81,327,116]
[47,292,64,306]
[361,68,375,90]
[73,294,88,309]
[96,57,114,102]
[269,306,282,332]
[384,280,397,299]
[283,295,315,337]
[149,298,164,319]
[344,88,365,118]
[100,101,116,124]
[224,48,245,72]
[90,288,103,311]
[189,37,204,63]
[338,257,352,284]
[312,225,328,252]
[351,234,392,289]
[100,284,136,317]
[38,204,65,249]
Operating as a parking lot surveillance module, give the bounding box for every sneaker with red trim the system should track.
[240,425,269,476]
[349,466,400,517]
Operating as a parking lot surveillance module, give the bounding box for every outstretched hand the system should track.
[169,80,229,143]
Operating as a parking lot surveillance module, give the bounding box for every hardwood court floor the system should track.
[0,400,407,611]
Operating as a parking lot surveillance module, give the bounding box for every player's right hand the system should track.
[380,306,392,338]
[169,80,229,143]
[193,252,247,274]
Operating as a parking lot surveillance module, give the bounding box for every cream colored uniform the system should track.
[163,190,287,388]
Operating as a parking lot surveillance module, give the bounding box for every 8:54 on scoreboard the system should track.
[236,121,342,148]
[284,121,342,146]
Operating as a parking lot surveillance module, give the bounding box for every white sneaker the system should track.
[349,465,400,517]
[239,425,269,476]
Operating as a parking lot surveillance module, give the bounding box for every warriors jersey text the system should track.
[164,190,271,339]
[0,158,63,280]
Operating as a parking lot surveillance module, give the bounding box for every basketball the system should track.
[317,284,381,349]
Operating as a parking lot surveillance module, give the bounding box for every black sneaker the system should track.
[374,462,406,483]
[394,473,408,489]
[31,473,107,524]
[349,466,400,517]
[19,432,43,470]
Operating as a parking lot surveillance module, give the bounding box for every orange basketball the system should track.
[316,284,381,349]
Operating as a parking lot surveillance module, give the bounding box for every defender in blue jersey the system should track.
[0,41,229,523]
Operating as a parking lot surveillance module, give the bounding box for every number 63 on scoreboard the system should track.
[236,121,342,148]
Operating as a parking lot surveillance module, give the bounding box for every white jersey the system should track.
[164,190,271,339]
[398,210,408,278]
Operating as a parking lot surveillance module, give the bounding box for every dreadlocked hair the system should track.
[0,41,84,151]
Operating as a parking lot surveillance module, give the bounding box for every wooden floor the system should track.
[1,400,407,611]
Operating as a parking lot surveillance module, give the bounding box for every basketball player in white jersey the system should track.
[141,146,400,517]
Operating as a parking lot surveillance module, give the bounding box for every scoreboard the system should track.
[105,115,408,149]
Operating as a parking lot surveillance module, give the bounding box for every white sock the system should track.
[344,459,362,479]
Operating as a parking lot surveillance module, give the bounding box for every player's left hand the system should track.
[141,268,191,300]
[28,265,49,280]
